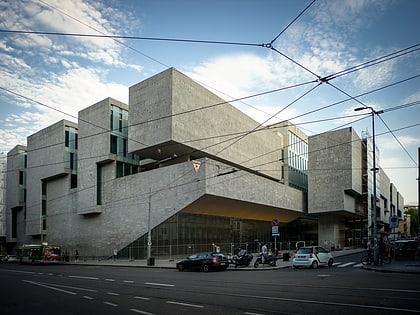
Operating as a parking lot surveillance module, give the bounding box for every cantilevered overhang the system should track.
[180,194,302,223]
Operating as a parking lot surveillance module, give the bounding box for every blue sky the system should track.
[0,0,419,204]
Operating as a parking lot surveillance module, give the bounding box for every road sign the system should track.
[272,226,280,236]
[272,218,279,226]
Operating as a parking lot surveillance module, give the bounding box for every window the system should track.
[110,135,118,154]
[65,130,69,147]
[71,174,77,189]
[97,165,102,205]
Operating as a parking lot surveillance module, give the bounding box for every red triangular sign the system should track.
[192,160,201,172]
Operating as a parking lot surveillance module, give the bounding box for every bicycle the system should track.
[361,254,374,265]
[361,253,391,265]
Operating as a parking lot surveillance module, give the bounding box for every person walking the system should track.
[261,243,268,263]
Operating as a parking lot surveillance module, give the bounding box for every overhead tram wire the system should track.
[321,43,420,82]
[377,115,417,166]
[36,0,169,68]
[3,20,418,172]
[0,29,266,48]
[265,25,420,167]
[269,0,317,46]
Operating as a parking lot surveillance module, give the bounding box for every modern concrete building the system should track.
[4,68,406,259]
[308,127,405,248]
[4,68,308,259]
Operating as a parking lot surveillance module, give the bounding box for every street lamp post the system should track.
[355,106,383,264]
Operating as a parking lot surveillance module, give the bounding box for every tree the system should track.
[405,207,418,237]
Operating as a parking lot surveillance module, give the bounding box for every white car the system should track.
[292,246,334,269]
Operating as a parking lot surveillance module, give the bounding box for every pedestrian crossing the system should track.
[333,261,363,268]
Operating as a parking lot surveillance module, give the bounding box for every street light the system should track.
[355,106,383,264]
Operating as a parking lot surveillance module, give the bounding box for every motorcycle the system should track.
[231,253,253,268]
[254,252,276,268]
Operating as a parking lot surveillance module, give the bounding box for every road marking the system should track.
[317,274,331,277]
[353,263,363,267]
[68,275,99,280]
[134,296,151,300]
[337,262,356,268]
[245,313,264,315]
[107,292,120,296]
[104,301,118,307]
[145,282,174,287]
[83,296,94,300]
[166,301,203,308]
[23,280,77,295]
[124,280,135,283]
[220,292,420,313]
[0,269,35,274]
[105,278,115,282]
[130,309,155,315]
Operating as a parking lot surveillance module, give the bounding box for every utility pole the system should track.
[355,106,383,264]
[418,147,419,237]
[147,188,152,265]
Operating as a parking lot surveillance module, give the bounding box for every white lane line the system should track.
[104,301,118,307]
[105,279,115,282]
[23,280,77,295]
[68,275,99,280]
[130,309,155,315]
[107,292,120,296]
[124,280,135,283]
[83,296,94,300]
[354,263,363,267]
[134,296,151,300]
[337,262,356,268]
[24,280,97,293]
[144,282,174,287]
[166,301,203,308]
[245,312,264,315]
[1,269,35,274]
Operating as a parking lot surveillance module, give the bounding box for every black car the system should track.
[176,252,229,272]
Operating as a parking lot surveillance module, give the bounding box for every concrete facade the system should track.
[5,68,306,258]
[4,68,406,257]
[308,127,405,247]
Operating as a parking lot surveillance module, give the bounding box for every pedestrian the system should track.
[261,243,268,263]
[75,249,79,262]
[378,238,386,264]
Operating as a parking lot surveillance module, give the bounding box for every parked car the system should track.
[292,246,334,269]
[392,240,418,258]
[176,252,229,272]
[1,254,18,263]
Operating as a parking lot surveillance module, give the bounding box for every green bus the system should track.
[17,244,61,264]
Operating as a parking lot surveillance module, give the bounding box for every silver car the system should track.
[292,246,334,269]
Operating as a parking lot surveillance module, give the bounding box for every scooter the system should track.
[231,253,253,267]
[254,252,276,268]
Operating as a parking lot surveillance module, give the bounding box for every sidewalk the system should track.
[70,248,418,274]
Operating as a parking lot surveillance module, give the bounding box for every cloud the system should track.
[378,135,419,151]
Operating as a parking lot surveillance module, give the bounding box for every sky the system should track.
[0,0,419,205]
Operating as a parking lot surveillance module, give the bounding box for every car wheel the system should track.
[293,265,298,269]
[203,264,210,272]
[254,260,260,268]
[328,258,334,267]
[311,260,318,269]
[177,264,184,271]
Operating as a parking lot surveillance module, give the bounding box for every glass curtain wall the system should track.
[117,213,318,260]
[287,131,308,192]
[110,105,140,177]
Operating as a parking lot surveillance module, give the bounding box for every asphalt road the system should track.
[0,253,419,315]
